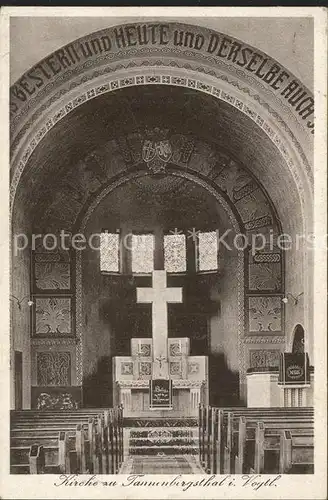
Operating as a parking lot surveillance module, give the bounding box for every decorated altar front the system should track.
[112,271,208,417]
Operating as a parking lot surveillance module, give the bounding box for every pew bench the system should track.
[10,430,71,474]
[10,407,124,474]
[235,418,314,474]
[280,429,314,474]
[198,405,314,475]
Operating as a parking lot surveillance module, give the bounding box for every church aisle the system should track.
[119,455,204,474]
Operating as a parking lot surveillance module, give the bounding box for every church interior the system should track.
[9,19,315,474]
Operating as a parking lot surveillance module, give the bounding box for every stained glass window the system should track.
[164,233,186,273]
[197,231,218,271]
[131,234,154,273]
[100,232,120,272]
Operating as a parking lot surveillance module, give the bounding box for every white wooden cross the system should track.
[137,270,182,379]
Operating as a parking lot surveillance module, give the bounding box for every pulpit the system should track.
[246,352,314,407]
[113,337,208,416]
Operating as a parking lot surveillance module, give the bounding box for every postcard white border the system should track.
[0,6,326,500]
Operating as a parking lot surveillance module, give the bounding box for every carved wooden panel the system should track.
[35,262,71,290]
[36,352,71,386]
[249,349,280,368]
[248,263,281,291]
[35,297,72,335]
[248,296,282,332]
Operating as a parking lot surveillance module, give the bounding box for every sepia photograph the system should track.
[1,6,327,500]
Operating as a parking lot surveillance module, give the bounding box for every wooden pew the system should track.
[279,429,314,473]
[280,429,314,474]
[10,407,125,474]
[11,413,99,474]
[10,430,70,474]
[29,445,45,474]
[235,418,314,474]
[198,406,314,475]
[224,410,313,473]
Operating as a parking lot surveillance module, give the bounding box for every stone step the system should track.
[129,439,197,447]
[123,418,198,428]
[130,436,198,442]
[129,447,198,456]
[126,427,198,432]
[129,429,197,438]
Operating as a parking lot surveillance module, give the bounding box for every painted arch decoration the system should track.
[10,22,313,213]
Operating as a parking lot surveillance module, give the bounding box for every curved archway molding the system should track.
[10,22,314,141]
[10,67,313,223]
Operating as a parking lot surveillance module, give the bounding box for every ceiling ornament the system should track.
[141,128,172,175]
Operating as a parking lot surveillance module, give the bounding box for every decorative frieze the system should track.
[36,352,71,386]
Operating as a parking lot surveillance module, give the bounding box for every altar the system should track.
[112,271,208,417]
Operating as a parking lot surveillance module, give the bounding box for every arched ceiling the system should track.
[84,175,224,233]
[14,84,301,235]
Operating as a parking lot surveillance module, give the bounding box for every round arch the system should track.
[72,163,286,400]
[10,22,313,226]
[291,324,305,353]
[10,22,314,408]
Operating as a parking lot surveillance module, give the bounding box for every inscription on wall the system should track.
[10,23,314,133]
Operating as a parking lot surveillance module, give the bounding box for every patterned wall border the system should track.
[31,337,78,346]
[10,39,312,135]
[75,250,83,385]
[75,167,246,392]
[243,336,285,344]
[10,72,309,218]
[10,50,313,168]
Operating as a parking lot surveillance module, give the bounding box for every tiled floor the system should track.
[120,455,204,474]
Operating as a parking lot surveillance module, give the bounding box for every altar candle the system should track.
[179,340,182,355]
[138,340,141,356]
